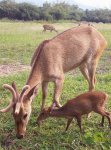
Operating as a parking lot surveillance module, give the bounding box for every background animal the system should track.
[43,24,58,33]
[0,25,107,138]
[37,91,111,131]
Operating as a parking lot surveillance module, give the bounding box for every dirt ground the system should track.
[0,62,110,77]
[0,64,30,76]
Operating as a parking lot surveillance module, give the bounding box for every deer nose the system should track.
[16,134,24,139]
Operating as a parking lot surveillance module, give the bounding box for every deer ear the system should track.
[26,84,40,102]
[23,112,28,119]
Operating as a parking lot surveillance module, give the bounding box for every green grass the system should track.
[0,73,111,150]
[0,21,111,149]
[0,21,76,65]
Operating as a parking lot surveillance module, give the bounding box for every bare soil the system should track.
[0,61,110,77]
[0,64,30,76]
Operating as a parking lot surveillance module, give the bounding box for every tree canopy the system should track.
[0,0,111,23]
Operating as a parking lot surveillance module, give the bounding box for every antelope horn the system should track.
[3,84,17,102]
[15,85,30,114]
[12,81,19,98]
[0,84,17,113]
[0,101,14,113]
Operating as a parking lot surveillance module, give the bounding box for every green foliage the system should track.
[1,0,111,22]
[84,9,111,23]
[17,3,40,20]
[0,0,40,20]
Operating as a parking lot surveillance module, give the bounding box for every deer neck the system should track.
[49,108,67,118]
[26,64,42,89]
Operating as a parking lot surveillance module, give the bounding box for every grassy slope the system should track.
[0,21,111,149]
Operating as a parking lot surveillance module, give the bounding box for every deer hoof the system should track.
[51,102,62,110]
[87,113,91,118]
[56,103,62,108]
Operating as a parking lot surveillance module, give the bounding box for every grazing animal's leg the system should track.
[76,116,82,132]
[80,64,90,87]
[95,109,111,128]
[65,118,73,131]
[80,60,98,92]
[88,63,97,91]
[80,61,96,91]
[41,81,48,111]
[43,29,46,32]
[55,30,58,33]
[105,112,111,128]
[100,112,111,128]
[88,50,105,91]
[101,116,104,127]
[80,63,95,118]
[52,78,64,108]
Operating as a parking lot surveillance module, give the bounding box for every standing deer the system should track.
[43,24,58,33]
[0,25,107,138]
[37,91,111,131]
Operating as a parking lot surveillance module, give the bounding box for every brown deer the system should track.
[43,24,58,33]
[37,91,111,131]
[0,25,107,138]
[0,82,38,139]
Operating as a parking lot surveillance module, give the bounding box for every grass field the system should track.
[0,21,111,150]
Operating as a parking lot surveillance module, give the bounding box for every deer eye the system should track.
[23,113,28,119]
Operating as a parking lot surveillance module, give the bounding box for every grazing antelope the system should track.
[43,24,58,33]
[0,83,38,139]
[0,25,107,138]
[37,91,111,131]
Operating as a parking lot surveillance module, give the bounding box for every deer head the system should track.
[37,107,51,126]
[0,82,38,139]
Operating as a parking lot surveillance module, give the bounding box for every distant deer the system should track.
[78,22,94,27]
[0,25,107,138]
[43,24,58,33]
[37,91,111,131]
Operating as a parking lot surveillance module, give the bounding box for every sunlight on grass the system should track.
[0,21,111,149]
[0,72,111,149]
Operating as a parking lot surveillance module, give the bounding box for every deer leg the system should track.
[88,70,96,91]
[88,59,99,91]
[105,112,111,129]
[55,30,58,33]
[76,116,82,132]
[80,64,90,86]
[65,118,73,131]
[41,81,48,111]
[80,64,94,118]
[96,109,111,128]
[80,62,97,89]
[80,60,97,91]
[100,116,104,127]
[52,78,64,109]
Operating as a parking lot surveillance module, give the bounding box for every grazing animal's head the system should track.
[0,82,38,139]
[37,107,51,126]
